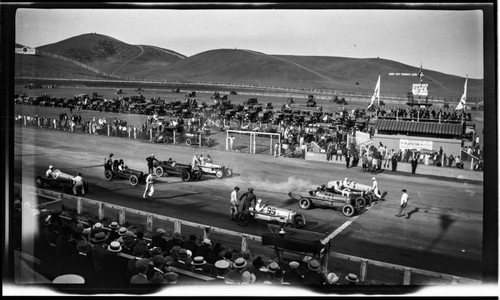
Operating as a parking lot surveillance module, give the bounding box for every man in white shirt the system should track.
[371,177,381,199]
[143,172,155,199]
[72,173,85,196]
[230,186,240,220]
[254,199,267,212]
[396,189,409,217]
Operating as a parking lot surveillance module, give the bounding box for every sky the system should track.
[15,6,485,79]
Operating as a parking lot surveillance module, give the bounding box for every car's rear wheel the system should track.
[342,204,355,217]
[35,176,44,188]
[185,139,192,146]
[235,212,250,226]
[181,170,191,182]
[299,198,312,210]
[104,170,113,181]
[202,140,210,147]
[224,168,232,177]
[129,175,139,186]
[355,197,366,209]
[294,214,306,228]
[155,166,164,177]
[215,170,224,179]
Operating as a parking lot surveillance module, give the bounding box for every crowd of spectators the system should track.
[374,106,472,122]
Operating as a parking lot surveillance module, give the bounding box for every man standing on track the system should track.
[146,153,158,174]
[396,189,409,218]
[72,173,85,196]
[371,177,381,200]
[143,171,155,199]
[230,186,240,220]
[239,188,256,212]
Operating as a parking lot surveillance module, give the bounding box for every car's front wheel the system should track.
[342,204,355,217]
[299,198,312,210]
[224,168,233,177]
[181,170,191,182]
[355,197,366,209]
[235,212,250,226]
[215,170,224,179]
[104,170,113,181]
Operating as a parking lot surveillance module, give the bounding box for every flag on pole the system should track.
[455,78,467,110]
[418,62,424,82]
[367,75,380,110]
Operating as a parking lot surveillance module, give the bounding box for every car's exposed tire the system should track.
[299,198,312,210]
[215,170,224,179]
[104,170,113,181]
[202,140,210,147]
[186,139,192,146]
[355,197,366,209]
[181,170,191,182]
[294,214,307,228]
[35,176,44,188]
[342,204,355,217]
[193,170,202,181]
[235,212,250,226]
[224,168,232,177]
[129,175,139,186]
[155,167,164,177]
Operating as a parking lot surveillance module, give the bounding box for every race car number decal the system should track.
[266,207,276,215]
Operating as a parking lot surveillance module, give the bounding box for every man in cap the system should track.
[226,257,247,284]
[214,259,230,281]
[230,186,240,220]
[46,165,54,178]
[371,177,381,200]
[146,153,158,174]
[130,259,151,284]
[72,173,85,196]
[302,259,327,284]
[105,153,114,171]
[239,188,256,212]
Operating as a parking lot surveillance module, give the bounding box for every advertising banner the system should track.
[399,139,433,151]
[412,84,429,96]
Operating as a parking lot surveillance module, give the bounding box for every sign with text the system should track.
[412,83,429,96]
[399,139,433,151]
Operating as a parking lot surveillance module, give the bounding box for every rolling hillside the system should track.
[15,33,483,100]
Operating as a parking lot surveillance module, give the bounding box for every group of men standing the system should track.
[230,186,257,220]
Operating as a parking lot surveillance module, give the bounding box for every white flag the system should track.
[367,75,380,110]
[455,78,467,110]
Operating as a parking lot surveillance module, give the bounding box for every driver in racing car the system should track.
[46,165,54,178]
[254,199,268,212]
[342,177,352,189]
[332,180,343,193]
[316,184,327,192]
[167,157,176,167]
[118,159,125,171]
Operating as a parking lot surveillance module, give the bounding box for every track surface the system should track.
[14,126,483,281]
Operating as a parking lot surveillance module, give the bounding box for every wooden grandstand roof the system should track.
[374,119,463,136]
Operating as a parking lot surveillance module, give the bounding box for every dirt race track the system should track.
[14,123,484,285]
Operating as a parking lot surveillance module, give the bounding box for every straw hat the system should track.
[345,273,360,283]
[108,241,122,252]
[327,272,339,284]
[307,259,321,271]
[289,261,300,270]
[109,222,119,230]
[192,256,206,266]
[233,257,247,269]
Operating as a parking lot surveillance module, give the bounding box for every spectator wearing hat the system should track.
[170,248,192,271]
[150,228,168,253]
[183,234,199,256]
[214,259,231,282]
[107,222,120,241]
[90,231,111,272]
[164,271,179,284]
[192,256,215,277]
[146,255,168,280]
[130,259,151,284]
[149,272,167,284]
[283,261,304,284]
[195,238,212,258]
[257,261,282,284]
[121,231,137,255]
[325,272,339,285]
[164,231,183,254]
[246,256,265,281]
[345,273,360,285]
[226,257,247,284]
[302,259,326,284]
[241,271,257,284]
[66,239,95,284]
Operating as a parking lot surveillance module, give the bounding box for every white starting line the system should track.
[321,203,375,244]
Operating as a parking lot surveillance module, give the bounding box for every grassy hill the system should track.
[15,33,483,100]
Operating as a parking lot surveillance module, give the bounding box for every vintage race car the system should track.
[327,179,377,204]
[35,169,89,195]
[153,159,202,181]
[197,162,233,179]
[235,203,306,228]
[104,162,146,186]
[288,189,366,217]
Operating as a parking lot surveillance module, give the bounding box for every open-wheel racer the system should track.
[197,161,233,179]
[235,200,306,228]
[35,168,89,195]
[104,159,146,186]
[153,158,202,181]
